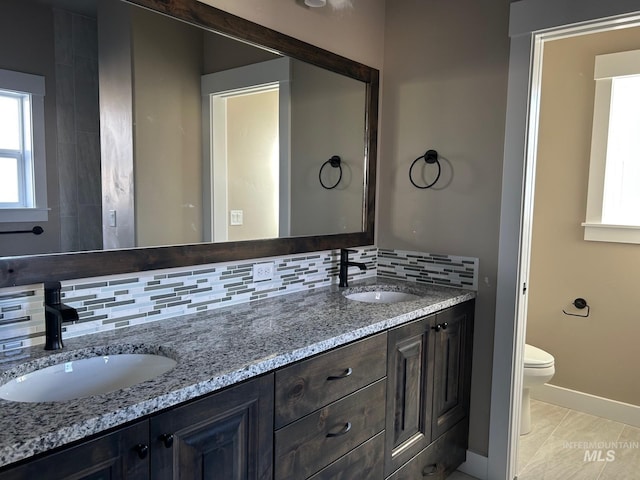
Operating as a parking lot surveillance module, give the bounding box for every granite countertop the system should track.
[0,277,475,468]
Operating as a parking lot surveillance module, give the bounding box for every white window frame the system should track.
[0,69,47,222]
[583,49,640,243]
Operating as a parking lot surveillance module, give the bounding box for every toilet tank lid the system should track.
[524,344,554,367]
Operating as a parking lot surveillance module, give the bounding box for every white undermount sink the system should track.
[344,290,421,304]
[0,353,177,403]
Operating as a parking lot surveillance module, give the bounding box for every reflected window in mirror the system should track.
[0,69,47,223]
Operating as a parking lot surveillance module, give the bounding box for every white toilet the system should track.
[521,343,555,435]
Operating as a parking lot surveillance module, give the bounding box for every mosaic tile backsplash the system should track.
[0,247,477,352]
[377,249,478,290]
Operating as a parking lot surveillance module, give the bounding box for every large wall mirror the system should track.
[0,0,378,287]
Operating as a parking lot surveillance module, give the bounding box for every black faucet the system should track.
[339,249,367,288]
[44,281,79,350]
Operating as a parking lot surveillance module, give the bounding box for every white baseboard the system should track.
[532,384,640,428]
[457,450,488,479]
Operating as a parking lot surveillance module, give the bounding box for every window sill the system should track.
[0,208,49,223]
[582,222,640,244]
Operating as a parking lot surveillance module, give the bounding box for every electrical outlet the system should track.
[253,262,274,282]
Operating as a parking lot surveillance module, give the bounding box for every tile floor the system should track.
[518,399,640,480]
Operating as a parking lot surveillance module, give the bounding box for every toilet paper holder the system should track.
[562,297,590,317]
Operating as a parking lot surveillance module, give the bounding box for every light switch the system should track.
[108,210,117,227]
[230,210,243,226]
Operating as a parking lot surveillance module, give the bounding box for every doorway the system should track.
[209,86,280,242]
[490,2,640,479]
[201,58,291,242]
[517,20,640,479]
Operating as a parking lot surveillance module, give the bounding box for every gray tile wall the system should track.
[54,9,102,252]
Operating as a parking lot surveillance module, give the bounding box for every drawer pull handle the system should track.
[422,463,438,476]
[326,422,352,437]
[327,368,353,380]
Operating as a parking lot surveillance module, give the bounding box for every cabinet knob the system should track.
[422,463,438,476]
[134,443,149,459]
[326,422,352,438]
[441,322,448,330]
[432,324,441,332]
[159,433,174,448]
[327,367,353,380]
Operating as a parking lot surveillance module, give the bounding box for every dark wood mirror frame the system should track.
[0,0,378,288]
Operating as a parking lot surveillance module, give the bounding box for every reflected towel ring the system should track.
[319,155,343,189]
[409,149,441,189]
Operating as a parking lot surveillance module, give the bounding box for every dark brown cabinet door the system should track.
[385,420,468,480]
[0,421,149,480]
[150,374,273,480]
[384,315,435,476]
[385,300,475,477]
[432,300,474,440]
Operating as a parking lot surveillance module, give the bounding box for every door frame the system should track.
[489,1,640,479]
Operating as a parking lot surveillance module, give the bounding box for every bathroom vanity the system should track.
[0,280,475,480]
[0,0,477,477]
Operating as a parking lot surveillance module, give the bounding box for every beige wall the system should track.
[132,9,203,247]
[197,0,386,70]
[379,0,510,455]
[203,32,279,73]
[290,60,366,236]
[527,27,640,406]
[227,90,280,241]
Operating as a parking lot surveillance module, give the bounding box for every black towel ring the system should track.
[319,155,343,190]
[409,149,441,189]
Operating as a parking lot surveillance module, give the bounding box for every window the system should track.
[0,91,32,207]
[0,69,47,222]
[583,49,640,243]
[601,75,640,225]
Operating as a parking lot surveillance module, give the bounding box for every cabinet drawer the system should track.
[275,333,387,428]
[275,378,386,480]
[308,431,385,480]
[386,419,468,480]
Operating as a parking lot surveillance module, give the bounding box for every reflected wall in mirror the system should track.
[0,0,378,288]
[0,0,367,257]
